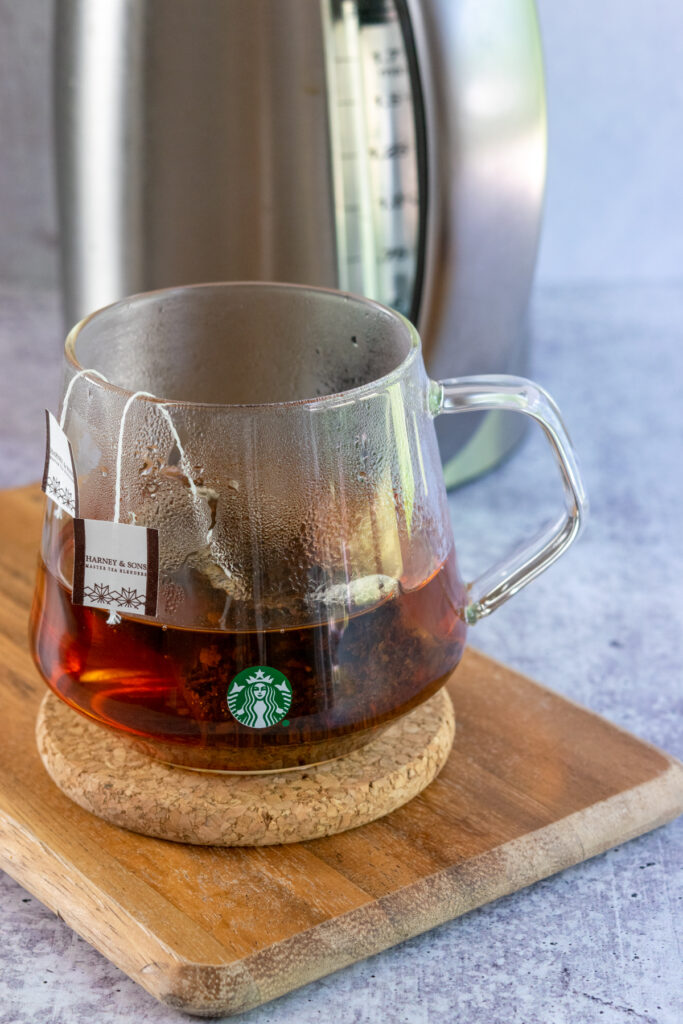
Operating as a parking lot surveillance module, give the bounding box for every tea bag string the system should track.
[59,367,110,429]
[108,391,200,625]
[112,391,199,525]
[60,373,199,522]
[59,378,198,626]
[55,368,110,520]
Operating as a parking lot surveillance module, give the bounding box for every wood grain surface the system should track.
[0,486,682,1017]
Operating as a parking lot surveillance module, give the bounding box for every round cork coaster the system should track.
[36,689,455,846]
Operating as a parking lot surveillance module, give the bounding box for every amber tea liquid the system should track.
[30,538,468,771]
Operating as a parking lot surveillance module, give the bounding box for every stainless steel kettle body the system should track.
[54,0,546,485]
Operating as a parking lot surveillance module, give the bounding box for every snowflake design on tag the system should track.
[83,583,145,610]
[45,474,76,514]
[117,587,145,610]
[84,582,114,604]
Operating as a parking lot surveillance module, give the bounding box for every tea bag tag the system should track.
[42,410,79,517]
[72,518,159,618]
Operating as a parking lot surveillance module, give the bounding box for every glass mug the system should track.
[30,283,586,772]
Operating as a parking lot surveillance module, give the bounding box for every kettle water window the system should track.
[321,0,425,319]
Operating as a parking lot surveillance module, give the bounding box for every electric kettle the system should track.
[54,0,546,485]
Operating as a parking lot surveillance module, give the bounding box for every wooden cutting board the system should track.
[1,486,681,1018]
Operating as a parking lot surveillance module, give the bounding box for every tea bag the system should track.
[305,476,404,618]
[308,573,399,619]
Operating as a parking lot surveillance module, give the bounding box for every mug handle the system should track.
[432,375,588,624]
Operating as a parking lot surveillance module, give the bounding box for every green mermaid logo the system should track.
[227,666,292,729]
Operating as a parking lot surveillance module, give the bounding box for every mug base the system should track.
[150,752,349,775]
[125,724,390,774]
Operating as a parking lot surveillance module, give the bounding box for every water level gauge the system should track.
[321,0,425,319]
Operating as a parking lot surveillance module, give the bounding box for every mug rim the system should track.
[64,281,423,411]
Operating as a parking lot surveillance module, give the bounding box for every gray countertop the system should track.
[0,282,681,1024]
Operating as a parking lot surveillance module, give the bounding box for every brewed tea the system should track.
[30,534,467,771]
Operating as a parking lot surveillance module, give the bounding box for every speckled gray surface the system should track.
[0,282,681,1023]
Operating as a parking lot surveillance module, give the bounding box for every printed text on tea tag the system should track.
[42,410,79,517]
[72,518,159,618]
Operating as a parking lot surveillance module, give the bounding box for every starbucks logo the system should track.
[227,666,292,729]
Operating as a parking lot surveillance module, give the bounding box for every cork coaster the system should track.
[36,689,455,846]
